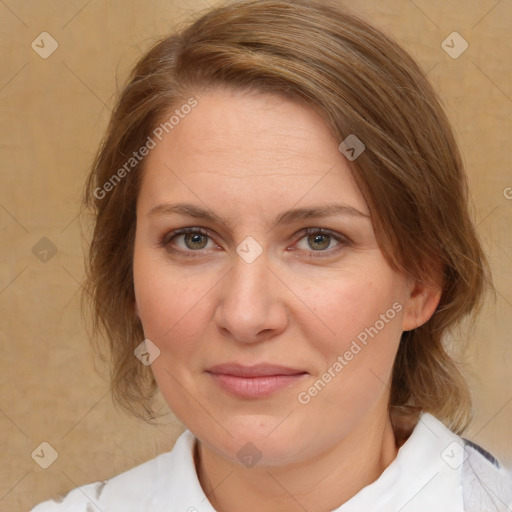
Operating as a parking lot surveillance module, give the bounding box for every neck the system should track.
[195,406,399,512]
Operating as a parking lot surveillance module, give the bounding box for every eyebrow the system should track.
[148,202,370,230]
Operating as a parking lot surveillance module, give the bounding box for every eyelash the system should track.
[159,227,351,258]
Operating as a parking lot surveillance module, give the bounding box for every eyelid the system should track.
[295,227,351,243]
[161,226,212,244]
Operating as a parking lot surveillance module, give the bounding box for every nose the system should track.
[214,251,289,344]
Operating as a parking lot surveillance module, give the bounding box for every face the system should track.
[133,88,431,467]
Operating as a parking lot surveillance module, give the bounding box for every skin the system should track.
[133,88,441,512]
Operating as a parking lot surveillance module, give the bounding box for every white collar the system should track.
[335,412,464,511]
[99,412,465,511]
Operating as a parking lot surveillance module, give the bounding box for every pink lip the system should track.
[206,363,308,398]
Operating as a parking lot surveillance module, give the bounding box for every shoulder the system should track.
[461,437,512,512]
[29,454,170,511]
[393,413,512,511]
[29,430,193,511]
[30,480,109,512]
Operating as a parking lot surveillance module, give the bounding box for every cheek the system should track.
[133,251,213,415]
[133,249,211,357]
[299,270,404,355]
[295,277,404,412]
[294,269,405,411]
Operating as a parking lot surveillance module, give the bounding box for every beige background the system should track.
[0,0,511,510]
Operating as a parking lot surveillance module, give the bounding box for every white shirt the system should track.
[30,412,512,512]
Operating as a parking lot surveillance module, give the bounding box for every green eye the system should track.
[306,233,332,251]
[161,227,215,256]
[294,228,349,255]
[182,232,209,250]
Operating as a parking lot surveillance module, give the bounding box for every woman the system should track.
[31,0,512,510]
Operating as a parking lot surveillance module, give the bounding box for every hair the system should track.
[82,0,491,437]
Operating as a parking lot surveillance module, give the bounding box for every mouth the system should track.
[206,363,309,399]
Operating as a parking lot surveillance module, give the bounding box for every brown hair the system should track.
[82,0,491,436]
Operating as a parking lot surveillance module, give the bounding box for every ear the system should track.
[401,278,442,332]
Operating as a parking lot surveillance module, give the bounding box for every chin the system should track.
[194,414,312,467]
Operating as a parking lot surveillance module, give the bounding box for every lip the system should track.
[207,363,307,377]
[206,363,308,398]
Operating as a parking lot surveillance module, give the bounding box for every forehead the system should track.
[138,89,368,219]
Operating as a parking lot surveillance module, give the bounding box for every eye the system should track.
[160,227,218,256]
[293,228,349,256]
